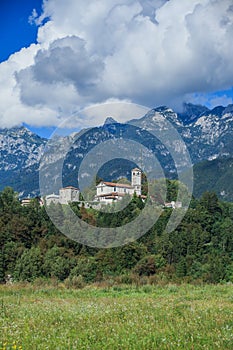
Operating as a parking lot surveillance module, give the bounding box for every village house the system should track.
[164,201,182,209]
[23,169,183,209]
[21,197,44,206]
[21,198,33,206]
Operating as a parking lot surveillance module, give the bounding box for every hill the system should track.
[193,157,233,201]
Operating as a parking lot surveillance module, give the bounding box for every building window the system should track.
[114,187,116,192]
[101,187,103,192]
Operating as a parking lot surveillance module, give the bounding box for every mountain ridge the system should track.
[1,103,233,199]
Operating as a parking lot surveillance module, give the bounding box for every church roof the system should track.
[46,194,59,198]
[60,186,79,190]
[97,192,126,198]
[132,168,141,172]
[97,181,133,189]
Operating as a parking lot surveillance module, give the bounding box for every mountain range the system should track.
[0,103,233,201]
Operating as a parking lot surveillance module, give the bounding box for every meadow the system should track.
[1,283,233,350]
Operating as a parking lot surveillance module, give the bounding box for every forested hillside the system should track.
[193,157,233,202]
[1,186,233,285]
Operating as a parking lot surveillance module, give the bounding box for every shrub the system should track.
[13,247,43,282]
[64,275,85,289]
[69,257,98,283]
[133,254,166,276]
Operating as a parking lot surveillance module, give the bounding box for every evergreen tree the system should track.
[14,247,43,282]
[0,249,5,283]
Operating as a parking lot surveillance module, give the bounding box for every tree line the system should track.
[0,185,233,285]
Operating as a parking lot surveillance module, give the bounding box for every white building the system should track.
[164,201,182,209]
[59,186,80,205]
[45,194,60,205]
[21,197,44,206]
[21,198,32,206]
[96,182,134,203]
[95,168,142,204]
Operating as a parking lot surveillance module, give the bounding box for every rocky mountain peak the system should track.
[104,117,118,125]
[177,103,210,124]
[1,103,233,198]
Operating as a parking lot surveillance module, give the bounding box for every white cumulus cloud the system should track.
[1,0,233,128]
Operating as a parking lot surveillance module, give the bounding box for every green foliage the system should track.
[13,247,43,282]
[69,257,98,283]
[133,254,166,276]
[96,242,147,275]
[0,250,4,283]
[193,157,233,202]
[0,186,233,285]
[43,246,73,281]
[64,274,85,289]
[200,191,222,215]
[176,257,187,277]
[0,186,21,214]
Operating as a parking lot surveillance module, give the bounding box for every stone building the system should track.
[45,186,80,205]
[59,186,80,205]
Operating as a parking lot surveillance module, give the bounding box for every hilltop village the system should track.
[44,168,146,207]
[21,168,182,209]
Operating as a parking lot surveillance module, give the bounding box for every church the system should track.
[95,168,142,204]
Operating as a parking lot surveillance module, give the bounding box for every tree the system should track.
[43,246,73,280]
[69,257,98,283]
[200,192,222,215]
[204,254,230,283]
[0,187,21,214]
[133,254,166,276]
[0,249,5,283]
[14,247,43,282]
[176,257,187,278]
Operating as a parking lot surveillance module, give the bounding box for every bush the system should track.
[13,247,43,282]
[64,275,85,289]
[69,257,98,283]
[133,254,166,276]
[43,246,73,281]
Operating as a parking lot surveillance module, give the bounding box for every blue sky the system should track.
[0,0,233,137]
[0,0,43,63]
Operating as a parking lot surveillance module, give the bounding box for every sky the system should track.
[1,0,233,136]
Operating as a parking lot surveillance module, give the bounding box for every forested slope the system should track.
[1,186,233,285]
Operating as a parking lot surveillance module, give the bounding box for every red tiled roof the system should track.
[132,168,141,172]
[60,186,79,190]
[97,192,126,198]
[97,181,133,189]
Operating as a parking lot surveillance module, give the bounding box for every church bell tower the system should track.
[131,168,142,196]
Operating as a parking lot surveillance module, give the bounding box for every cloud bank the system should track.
[1,0,233,127]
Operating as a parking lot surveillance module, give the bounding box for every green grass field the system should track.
[1,283,233,349]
